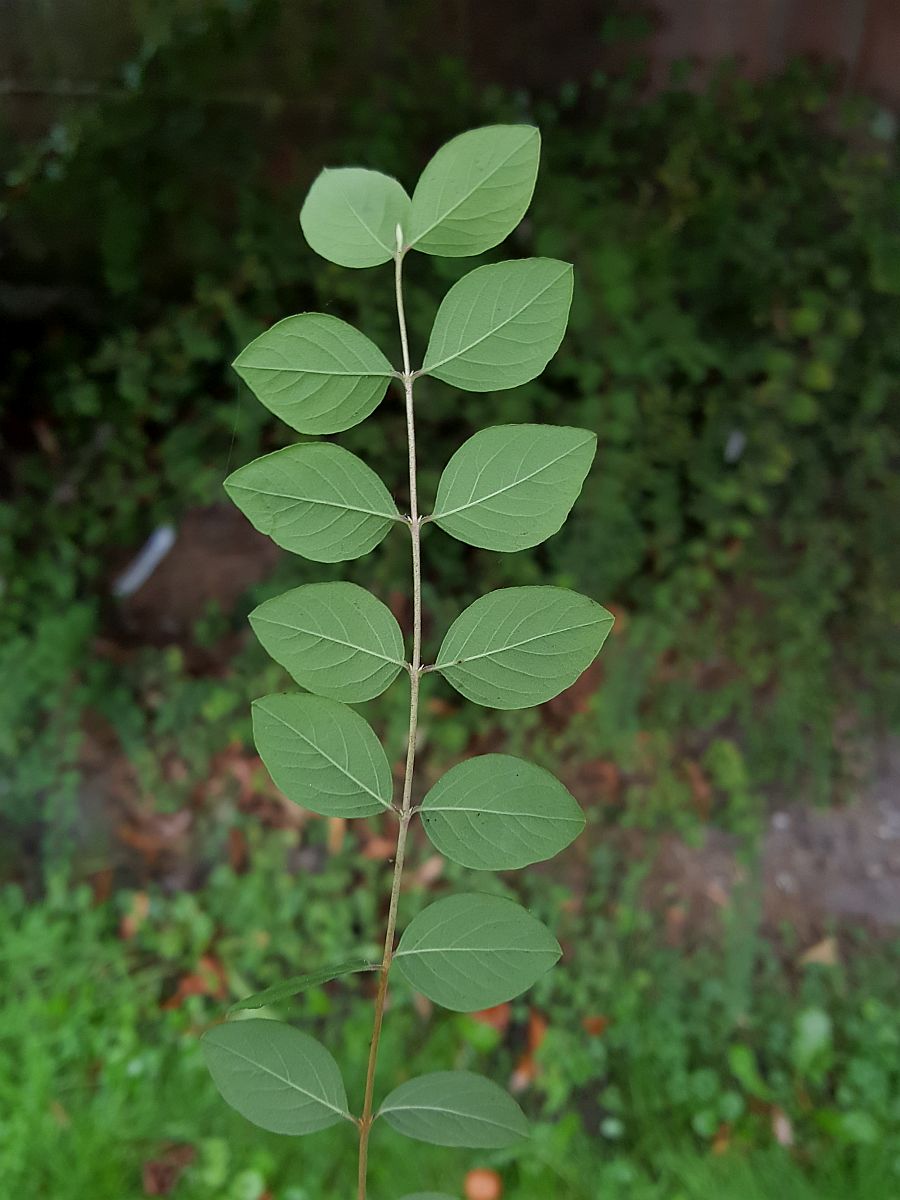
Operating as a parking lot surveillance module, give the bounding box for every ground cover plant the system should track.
[204,123,614,1199]
[3,842,899,1198]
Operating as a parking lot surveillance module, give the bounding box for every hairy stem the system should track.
[357,235,422,1200]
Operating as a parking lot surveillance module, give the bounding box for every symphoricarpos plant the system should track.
[202,125,614,1200]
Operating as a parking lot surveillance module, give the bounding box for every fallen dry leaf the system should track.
[327,817,347,854]
[361,835,395,861]
[415,855,445,887]
[683,759,713,819]
[582,1014,610,1037]
[771,1107,794,1147]
[527,1010,548,1053]
[712,1123,731,1154]
[228,826,249,873]
[411,991,433,1021]
[89,868,113,905]
[142,1143,195,1195]
[162,955,227,1010]
[799,936,839,967]
[510,1010,548,1091]
[470,1003,511,1034]
[577,758,621,801]
[120,891,150,940]
[665,902,687,945]
[465,1168,502,1200]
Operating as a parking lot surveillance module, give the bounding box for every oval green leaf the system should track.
[421,259,573,392]
[232,313,394,434]
[430,424,596,551]
[300,168,410,268]
[201,1019,351,1135]
[252,693,393,817]
[394,893,560,1011]
[420,754,585,870]
[435,586,614,710]
[379,1070,528,1148]
[230,958,377,1013]
[408,125,540,257]
[225,443,401,563]
[250,582,405,702]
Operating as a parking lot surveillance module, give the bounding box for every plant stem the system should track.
[357,234,422,1200]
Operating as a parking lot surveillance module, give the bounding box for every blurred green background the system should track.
[2,2,899,1198]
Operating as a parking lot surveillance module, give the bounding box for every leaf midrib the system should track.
[229,482,400,523]
[379,1100,523,1134]
[394,945,555,957]
[261,705,391,808]
[254,617,405,668]
[409,133,534,247]
[212,1041,351,1121]
[432,437,592,520]
[423,804,581,823]
[338,176,396,256]
[436,616,609,670]
[240,361,392,378]
[423,267,567,375]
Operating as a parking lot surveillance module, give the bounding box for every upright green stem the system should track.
[357,232,422,1200]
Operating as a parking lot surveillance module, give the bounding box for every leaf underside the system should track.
[420,753,585,870]
[422,258,573,392]
[201,1019,350,1135]
[379,1070,528,1148]
[436,586,614,709]
[212,123,606,1162]
[230,959,376,1012]
[408,125,540,257]
[250,582,405,703]
[394,892,560,1011]
[225,442,400,563]
[431,423,596,551]
[300,167,411,268]
[252,693,393,817]
[232,312,393,433]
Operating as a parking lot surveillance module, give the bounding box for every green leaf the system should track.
[430,424,596,551]
[394,893,560,1011]
[201,1019,351,1134]
[408,125,540,257]
[232,313,394,434]
[435,586,614,709]
[250,583,405,702]
[420,754,584,870]
[379,1070,528,1148]
[252,693,393,817]
[399,1196,457,1200]
[300,168,410,268]
[727,1043,771,1101]
[230,959,376,1012]
[421,259,573,391]
[225,443,401,563]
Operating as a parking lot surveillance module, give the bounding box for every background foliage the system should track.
[1,1,899,1196]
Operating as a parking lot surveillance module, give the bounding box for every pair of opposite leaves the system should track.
[204,1017,529,1150]
[204,888,558,1141]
